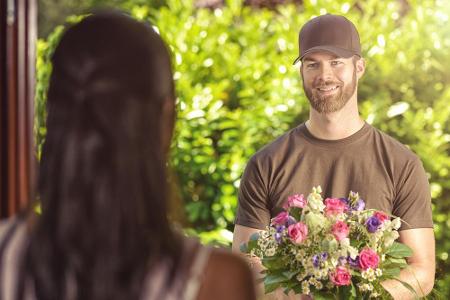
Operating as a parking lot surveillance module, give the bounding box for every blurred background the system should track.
[36,0,449,295]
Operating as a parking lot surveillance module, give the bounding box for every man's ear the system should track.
[356,57,365,79]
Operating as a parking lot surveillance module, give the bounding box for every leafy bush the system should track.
[35,0,449,294]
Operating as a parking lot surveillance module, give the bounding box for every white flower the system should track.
[330,257,338,267]
[347,246,359,259]
[384,231,400,248]
[307,188,325,212]
[260,230,270,238]
[295,250,305,261]
[265,247,276,256]
[392,217,402,230]
[359,283,374,292]
[296,273,306,282]
[362,268,377,282]
[339,248,348,258]
[313,186,322,194]
[301,281,310,294]
[380,220,392,231]
[340,238,350,247]
[313,269,321,277]
[305,212,327,233]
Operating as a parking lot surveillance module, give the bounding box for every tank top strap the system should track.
[0,218,22,300]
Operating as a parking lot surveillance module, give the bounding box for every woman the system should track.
[0,11,256,300]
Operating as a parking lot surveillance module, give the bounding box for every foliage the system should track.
[35,0,449,295]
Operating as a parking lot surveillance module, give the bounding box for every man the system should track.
[232,14,435,299]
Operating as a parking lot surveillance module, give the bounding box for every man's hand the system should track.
[232,224,311,300]
[381,228,435,299]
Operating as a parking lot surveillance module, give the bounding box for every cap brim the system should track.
[292,46,360,65]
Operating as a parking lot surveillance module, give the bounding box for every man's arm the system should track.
[232,225,265,284]
[232,224,262,254]
[381,228,435,299]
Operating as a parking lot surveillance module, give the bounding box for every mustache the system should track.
[314,80,342,88]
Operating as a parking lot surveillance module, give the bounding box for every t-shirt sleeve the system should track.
[234,157,271,230]
[393,156,433,230]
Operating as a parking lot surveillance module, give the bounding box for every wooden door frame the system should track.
[0,0,37,218]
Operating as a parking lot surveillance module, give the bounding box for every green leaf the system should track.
[244,233,260,252]
[282,269,299,280]
[350,282,357,297]
[261,256,285,270]
[291,283,303,294]
[289,207,302,221]
[264,282,280,294]
[383,257,408,268]
[314,292,336,300]
[339,285,353,300]
[264,273,288,285]
[385,242,413,258]
[382,267,401,277]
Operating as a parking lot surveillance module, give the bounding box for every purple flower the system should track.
[366,216,381,233]
[338,256,347,265]
[274,232,283,244]
[339,197,350,205]
[352,198,365,211]
[312,252,328,268]
[276,225,285,233]
[348,256,360,269]
[312,255,320,268]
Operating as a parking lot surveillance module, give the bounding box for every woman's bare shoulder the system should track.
[197,248,257,300]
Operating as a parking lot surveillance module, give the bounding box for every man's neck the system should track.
[305,100,365,140]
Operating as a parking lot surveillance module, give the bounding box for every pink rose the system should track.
[331,220,349,241]
[329,266,352,286]
[374,211,389,222]
[271,211,289,225]
[359,248,380,270]
[324,198,348,216]
[287,222,308,244]
[283,194,307,209]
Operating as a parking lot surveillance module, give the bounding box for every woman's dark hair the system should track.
[19,11,180,299]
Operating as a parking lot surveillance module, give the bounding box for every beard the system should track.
[303,69,357,114]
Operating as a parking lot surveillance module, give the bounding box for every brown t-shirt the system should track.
[235,122,433,231]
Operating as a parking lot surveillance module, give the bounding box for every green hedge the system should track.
[36,0,450,295]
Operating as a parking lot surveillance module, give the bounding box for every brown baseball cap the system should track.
[293,14,361,64]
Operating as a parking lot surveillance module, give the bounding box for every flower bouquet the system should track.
[241,186,415,299]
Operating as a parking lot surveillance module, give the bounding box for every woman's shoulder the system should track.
[197,247,257,300]
[0,217,18,241]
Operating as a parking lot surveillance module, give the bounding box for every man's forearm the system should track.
[381,263,435,299]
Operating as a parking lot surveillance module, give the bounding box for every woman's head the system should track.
[27,11,180,299]
[47,10,175,160]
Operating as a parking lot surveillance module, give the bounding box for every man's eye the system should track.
[306,63,318,69]
[331,61,343,66]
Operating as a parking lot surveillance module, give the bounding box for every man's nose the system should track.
[317,63,334,81]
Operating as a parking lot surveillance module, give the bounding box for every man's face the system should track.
[300,52,361,114]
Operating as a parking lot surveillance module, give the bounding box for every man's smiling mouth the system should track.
[317,86,339,92]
